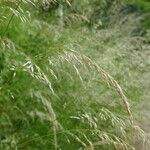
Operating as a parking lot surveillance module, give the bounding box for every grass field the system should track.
[0,0,150,149]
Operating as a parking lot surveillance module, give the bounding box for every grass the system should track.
[127,0,150,29]
[0,0,150,150]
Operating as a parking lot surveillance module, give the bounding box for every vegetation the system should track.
[0,0,150,150]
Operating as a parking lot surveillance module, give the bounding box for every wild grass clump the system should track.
[0,0,150,150]
[1,38,149,149]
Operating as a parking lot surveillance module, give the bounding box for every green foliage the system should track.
[127,0,150,12]
[0,0,150,150]
[127,0,150,29]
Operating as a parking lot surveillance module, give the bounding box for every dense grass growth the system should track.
[127,0,150,29]
[0,0,150,150]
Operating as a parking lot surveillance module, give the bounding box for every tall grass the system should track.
[0,0,150,150]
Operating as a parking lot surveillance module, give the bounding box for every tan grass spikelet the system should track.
[57,49,133,124]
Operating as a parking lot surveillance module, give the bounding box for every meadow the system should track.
[0,0,150,149]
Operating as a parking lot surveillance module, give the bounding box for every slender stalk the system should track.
[58,2,64,27]
[68,50,134,125]
[3,0,22,36]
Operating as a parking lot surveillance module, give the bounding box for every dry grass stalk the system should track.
[58,49,133,124]
[35,92,58,150]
